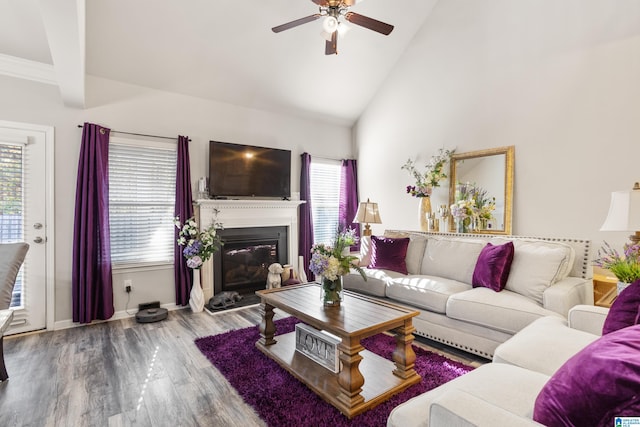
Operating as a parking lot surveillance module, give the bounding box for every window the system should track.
[108,138,177,266]
[309,159,341,245]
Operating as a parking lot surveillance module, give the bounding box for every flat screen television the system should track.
[209,141,291,199]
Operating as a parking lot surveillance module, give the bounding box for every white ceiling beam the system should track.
[38,0,85,108]
[0,53,57,85]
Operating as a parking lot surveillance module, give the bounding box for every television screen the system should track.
[209,141,291,199]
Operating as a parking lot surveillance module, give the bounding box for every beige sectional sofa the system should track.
[344,231,593,358]
[386,305,609,426]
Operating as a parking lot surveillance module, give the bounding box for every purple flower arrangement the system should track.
[174,215,223,269]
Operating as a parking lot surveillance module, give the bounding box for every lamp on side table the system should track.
[353,198,382,236]
[600,182,640,244]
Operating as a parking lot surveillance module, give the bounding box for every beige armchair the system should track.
[0,242,29,381]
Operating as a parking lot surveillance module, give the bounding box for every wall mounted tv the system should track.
[209,141,291,199]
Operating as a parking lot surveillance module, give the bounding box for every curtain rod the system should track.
[76,125,190,142]
[308,154,348,162]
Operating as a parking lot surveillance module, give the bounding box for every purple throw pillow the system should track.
[602,279,640,335]
[472,242,515,292]
[368,236,410,275]
[533,324,640,427]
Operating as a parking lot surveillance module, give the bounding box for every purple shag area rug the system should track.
[195,317,473,427]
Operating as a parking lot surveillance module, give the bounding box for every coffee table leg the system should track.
[336,338,365,409]
[392,320,418,379]
[258,301,277,346]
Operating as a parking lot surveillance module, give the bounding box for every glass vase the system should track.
[320,276,343,307]
[455,218,469,233]
[419,197,432,232]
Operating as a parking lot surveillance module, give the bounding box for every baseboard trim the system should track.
[53,303,184,331]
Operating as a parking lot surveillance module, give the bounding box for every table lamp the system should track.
[600,182,640,244]
[353,198,382,236]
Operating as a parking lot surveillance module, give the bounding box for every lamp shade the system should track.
[353,199,382,225]
[600,186,640,231]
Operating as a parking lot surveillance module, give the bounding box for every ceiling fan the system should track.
[272,0,394,55]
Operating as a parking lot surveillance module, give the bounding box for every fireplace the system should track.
[194,199,304,301]
[213,226,288,295]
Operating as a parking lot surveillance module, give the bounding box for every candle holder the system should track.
[438,205,450,233]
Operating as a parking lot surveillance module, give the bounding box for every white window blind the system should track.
[0,142,25,308]
[310,159,341,246]
[109,139,177,266]
[0,143,24,242]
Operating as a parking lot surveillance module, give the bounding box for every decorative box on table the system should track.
[295,323,341,373]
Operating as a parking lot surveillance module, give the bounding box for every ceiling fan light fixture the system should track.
[322,16,339,33]
[320,30,334,42]
[337,22,350,37]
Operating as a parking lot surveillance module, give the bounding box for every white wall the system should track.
[0,74,352,324]
[355,0,640,254]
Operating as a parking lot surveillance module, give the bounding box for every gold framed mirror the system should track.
[448,146,515,235]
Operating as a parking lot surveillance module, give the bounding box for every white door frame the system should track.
[0,120,55,331]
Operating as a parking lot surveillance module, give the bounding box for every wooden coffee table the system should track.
[255,283,421,419]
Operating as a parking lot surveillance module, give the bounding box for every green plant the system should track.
[593,241,640,283]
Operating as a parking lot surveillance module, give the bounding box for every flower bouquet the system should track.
[402,148,455,197]
[309,228,367,307]
[174,214,223,312]
[450,182,496,232]
[593,242,640,293]
[174,216,223,269]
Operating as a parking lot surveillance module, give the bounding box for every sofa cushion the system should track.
[343,268,399,297]
[369,235,410,275]
[502,240,574,305]
[472,242,515,292]
[493,316,599,376]
[446,288,563,334]
[384,231,428,274]
[602,279,640,335]
[420,238,485,284]
[387,363,550,427]
[357,235,372,267]
[533,324,640,427]
[386,275,471,314]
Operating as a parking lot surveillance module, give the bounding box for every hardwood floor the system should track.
[0,306,485,427]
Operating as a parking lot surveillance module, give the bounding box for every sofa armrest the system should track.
[568,304,608,335]
[429,390,545,427]
[542,277,593,317]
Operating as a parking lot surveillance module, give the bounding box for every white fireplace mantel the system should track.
[194,199,305,300]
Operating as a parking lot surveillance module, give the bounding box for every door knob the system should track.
[33,236,45,244]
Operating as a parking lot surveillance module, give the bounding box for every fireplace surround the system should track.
[194,199,304,301]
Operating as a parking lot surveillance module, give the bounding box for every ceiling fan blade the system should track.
[345,12,394,35]
[272,14,322,33]
[311,0,330,5]
[325,31,338,55]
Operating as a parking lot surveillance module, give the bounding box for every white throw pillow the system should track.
[503,240,574,305]
[420,238,485,284]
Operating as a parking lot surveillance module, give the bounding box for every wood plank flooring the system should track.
[0,306,485,427]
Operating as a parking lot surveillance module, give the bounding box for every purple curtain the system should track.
[174,135,193,306]
[339,159,361,251]
[299,153,314,280]
[72,123,114,323]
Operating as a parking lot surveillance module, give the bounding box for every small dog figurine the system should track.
[266,263,284,289]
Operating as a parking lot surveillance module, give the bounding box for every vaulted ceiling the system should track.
[0,0,438,124]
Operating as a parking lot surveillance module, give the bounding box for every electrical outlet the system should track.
[124,279,132,293]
